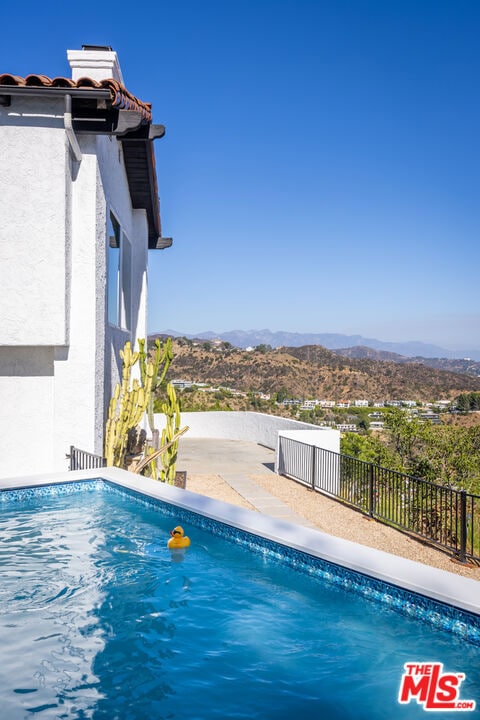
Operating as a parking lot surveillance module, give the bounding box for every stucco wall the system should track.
[0,100,150,476]
[0,97,68,345]
[101,138,149,423]
[53,138,104,461]
[277,428,340,454]
[53,133,149,463]
[154,410,335,450]
[0,347,55,477]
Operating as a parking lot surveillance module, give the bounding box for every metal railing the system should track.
[67,446,106,471]
[67,446,187,487]
[277,435,480,564]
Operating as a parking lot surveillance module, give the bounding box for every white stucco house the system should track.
[0,45,171,478]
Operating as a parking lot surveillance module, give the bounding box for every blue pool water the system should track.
[0,483,479,719]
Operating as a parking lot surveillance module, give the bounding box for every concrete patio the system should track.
[177,437,480,580]
[177,438,317,527]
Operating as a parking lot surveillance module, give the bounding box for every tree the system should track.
[358,418,369,432]
[341,432,399,468]
[382,408,422,471]
[470,392,480,410]
[456,393,471,412]
[275,387,290,403]
[417,423,480,493]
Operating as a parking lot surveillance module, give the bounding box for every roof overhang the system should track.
[0,77,170,250]
[154,237,173,249]
[117,123,167,248]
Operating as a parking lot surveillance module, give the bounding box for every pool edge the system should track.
[1,467,479,618]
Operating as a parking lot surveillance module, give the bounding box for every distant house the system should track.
[255,393,271,401]
[0,46,171,477]
[300,399,318,409]
[171,380,195,390]
[336,423,357,432]
[419,413,442,425]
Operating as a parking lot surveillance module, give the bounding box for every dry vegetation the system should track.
[162,338,480,403]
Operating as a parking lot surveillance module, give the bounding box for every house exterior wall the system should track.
[99,136,148,411]
[0,94,149,477]
[0,97,69,345]
[0,347,56,474]
[52,137,105,463]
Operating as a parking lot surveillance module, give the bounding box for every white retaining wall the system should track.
[277,429,340,454]
[155,410,339,451]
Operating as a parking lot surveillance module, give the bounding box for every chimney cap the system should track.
[67,47,124,84]
[81,44,113,51]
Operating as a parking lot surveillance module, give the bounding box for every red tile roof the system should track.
[0,73,152,122]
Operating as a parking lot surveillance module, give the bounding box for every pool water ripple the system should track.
[0,485,479,719]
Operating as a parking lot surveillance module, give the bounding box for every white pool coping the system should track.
[1,467,479,617]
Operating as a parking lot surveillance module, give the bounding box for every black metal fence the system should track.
[67,446,106,471]
[277,435,480,564]
[67,446,187,487]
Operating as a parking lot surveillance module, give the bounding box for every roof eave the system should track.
[0,85,111,101]
[121,129,171,250]
[0,81,168,249]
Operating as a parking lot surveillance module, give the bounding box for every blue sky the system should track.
[2,0,479,352]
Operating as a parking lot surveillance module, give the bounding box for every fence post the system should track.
[311,444,316,490]
[459,490,467,564]
[69,445,75,471]
[368,463,375,518]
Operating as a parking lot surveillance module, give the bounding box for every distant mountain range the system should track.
[332,346,480,377]
[156,329,480,362]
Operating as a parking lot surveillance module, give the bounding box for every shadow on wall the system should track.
[0,346,55,376]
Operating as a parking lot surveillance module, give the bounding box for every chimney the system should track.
[67,45,124,84]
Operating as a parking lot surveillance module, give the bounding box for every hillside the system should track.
[159,337,480,401]
[335,345,480,378]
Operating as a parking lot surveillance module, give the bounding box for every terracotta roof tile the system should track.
[0,73,152,122]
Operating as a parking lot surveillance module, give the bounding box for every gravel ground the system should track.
[186,472,480,581]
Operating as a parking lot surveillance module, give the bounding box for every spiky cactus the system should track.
[159,382,183,483]
[105,338,187,481]
[104,340,154,467]
[138,337,173,435]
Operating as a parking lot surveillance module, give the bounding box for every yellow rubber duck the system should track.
[167,525,191,549]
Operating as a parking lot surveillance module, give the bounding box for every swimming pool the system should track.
[0,470,479,719]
